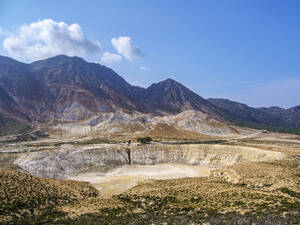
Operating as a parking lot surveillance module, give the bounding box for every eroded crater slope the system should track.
[15,144,285,179]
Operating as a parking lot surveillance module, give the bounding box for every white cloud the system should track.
[0,27,2,35]
[140,66,149,70]
[101,52,122,64]
[111,36,143,62]
[2,19,102,62]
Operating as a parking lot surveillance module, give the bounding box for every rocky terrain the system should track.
[1,54,300,137]
[0,54,300,224]
[0,169,98,224]
[14,143,284,179]
[208,98,300,133]
[54,110,237,137]
[260,105,300,127]
[0,55,228,135]
[0,131,299,224]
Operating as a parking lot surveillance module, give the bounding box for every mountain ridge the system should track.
[0,55,227,135]
[0,54,299,135]
[208,98,300,132]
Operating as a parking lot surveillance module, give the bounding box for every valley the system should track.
[1,127,299,224]
[1,1,300,223]
[0,55,299,224]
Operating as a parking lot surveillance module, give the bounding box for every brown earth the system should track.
[1,131,300,224]
[0,169,98,224]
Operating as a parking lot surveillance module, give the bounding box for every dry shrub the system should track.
[0,169,98,218]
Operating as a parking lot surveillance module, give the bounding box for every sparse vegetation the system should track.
[0,114,31,136]
[1,130,300,224]
[168,139,227,145]
[0,169,98,224]
[0,130,49,144]
[3,175,299,224]
[279,187,300,198]
[74,138,111,145]
[231,119,300,135]
[137,136,152,144]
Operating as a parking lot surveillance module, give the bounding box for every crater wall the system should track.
[15,144,285,179]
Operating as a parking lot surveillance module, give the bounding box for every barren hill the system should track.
[0,55,299,136]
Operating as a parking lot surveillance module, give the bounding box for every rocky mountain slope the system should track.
[207,98,288,127]
[144,79,222,119]
[0,55,227,122]
[260,105,300,127]
[56,110,236,137]
[0,55,233,135]
[0,54,299,136]
[208,98,300,132]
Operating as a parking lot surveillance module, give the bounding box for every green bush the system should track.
[137,137,152,144]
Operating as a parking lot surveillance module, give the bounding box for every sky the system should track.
[0,0,300,108]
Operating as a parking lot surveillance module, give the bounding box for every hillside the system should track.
[0,55,232,135]
[260,105,300,127]
[0,169,98,222]
[144,79,223,119]
[0,55,299,135]
[208,98,300,133]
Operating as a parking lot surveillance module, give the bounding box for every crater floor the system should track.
[1,131,300,224]
[67,164,211,196]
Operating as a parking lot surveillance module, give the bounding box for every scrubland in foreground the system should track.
[0,132,299,224]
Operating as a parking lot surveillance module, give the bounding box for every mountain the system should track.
[29,55,149,119]
[0,54,299,136]
[0,56,37,135]
[207,98,288,127]
[144,79,223,119]
[0,55,228,135]
[208,98,300,132]
[260,105,300,127]
[0,87,30,136]
[0,55,228,120]
[0,55,51,121]
[0,113,30,136]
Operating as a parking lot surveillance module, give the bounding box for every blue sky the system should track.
[0,0,300,108]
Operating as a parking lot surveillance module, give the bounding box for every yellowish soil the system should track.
[145,123,217,140]
[68,164,211,196]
